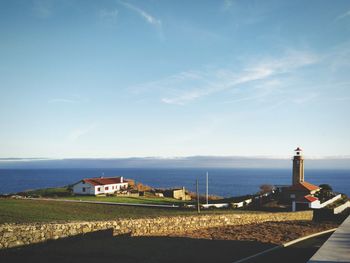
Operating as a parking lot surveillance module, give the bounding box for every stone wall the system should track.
[0,211,312,249]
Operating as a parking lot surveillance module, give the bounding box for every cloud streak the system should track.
[48,96,89,104]
[222,0,234,11]
[68,123,97,142]
[131,50,318,105]
[98,8,119,23]
[32,0,53,18]
[119,1,161,27]
[335,10,350,21]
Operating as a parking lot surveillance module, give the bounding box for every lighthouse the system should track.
[292,147,304,185]
[283,147,320,211]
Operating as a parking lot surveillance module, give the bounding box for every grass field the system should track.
[0,198,259,224]
[23,187,188,205]
[23,187,71,197]
[62,195,186,205]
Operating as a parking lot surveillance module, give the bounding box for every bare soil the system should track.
[169,220,338,245]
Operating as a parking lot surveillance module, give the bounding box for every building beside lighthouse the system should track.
[282,147,321,211]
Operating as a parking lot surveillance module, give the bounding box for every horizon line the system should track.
[1,155,350,162]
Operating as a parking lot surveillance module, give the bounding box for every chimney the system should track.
[120,176,123,183]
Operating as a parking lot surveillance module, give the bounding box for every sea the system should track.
[0,168,349,197]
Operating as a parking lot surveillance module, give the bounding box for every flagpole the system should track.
[206,171,209,205]
[196,179,200,214]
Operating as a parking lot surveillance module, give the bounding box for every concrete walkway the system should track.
[308,215,350,263]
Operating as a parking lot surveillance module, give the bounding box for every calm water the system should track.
[0,168,349,197]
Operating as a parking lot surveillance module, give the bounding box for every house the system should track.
[292,195,320,211]
[283,181,320,201]
[72,176,128,195]
[292,193,343,212]
[163,187,191,200]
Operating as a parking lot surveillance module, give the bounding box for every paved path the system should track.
[24,197,180,208]
[308,215,350,263]
[238,232,334,263]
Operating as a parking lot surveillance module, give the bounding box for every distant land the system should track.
[0,156,350,169]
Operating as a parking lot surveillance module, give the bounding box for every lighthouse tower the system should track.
[292,147,304,185]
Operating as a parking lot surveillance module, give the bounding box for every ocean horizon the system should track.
[0,168,349,197]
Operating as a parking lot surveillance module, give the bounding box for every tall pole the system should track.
[196,179,200,214]
[206,171,209,205]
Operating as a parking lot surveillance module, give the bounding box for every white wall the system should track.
[72,181,95,195]
[201,203,229,209]
[318,194,342,208]
[73,182,128,195]
[310,200,321,209]
[94,183,128,195]
[293,194,343,210]
[334,201,350,214]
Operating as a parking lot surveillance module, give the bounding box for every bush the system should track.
[319,184,333,191]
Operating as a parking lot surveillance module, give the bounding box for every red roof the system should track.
[288,181,320,191]
[297,195,319,203]
[82,177,125,186]
[304,195,318,202]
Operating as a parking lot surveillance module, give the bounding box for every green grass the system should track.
[23,187,188,205]
[63,195,187,205]
[0,198,260,224]
[24,187,72,197]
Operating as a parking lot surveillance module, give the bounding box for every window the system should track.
[105,186,109,190]
[82,187,86,192]
[290,194,295,199]
[97,187,101,191]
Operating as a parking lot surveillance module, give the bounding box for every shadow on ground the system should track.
[0,229,274,263]
[245,232,333,263]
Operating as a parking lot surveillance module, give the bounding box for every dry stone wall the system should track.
[0,211,312,249]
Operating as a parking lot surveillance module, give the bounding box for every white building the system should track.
[72,176,128,195]
[292,194,343,211]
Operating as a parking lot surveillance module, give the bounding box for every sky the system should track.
[0,0,350,159]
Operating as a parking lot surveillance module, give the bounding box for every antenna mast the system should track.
[206,171,209,205]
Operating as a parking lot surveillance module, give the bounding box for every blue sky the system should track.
[0,0,350,158]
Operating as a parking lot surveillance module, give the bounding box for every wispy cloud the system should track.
[292,92,319,104]
[222,0,234,11]
[48,96,89,104]
[119,1,161,27]
[223,79,282,104]
[335,97,350,101]
[131,50,318,105]
[68,123,97,142]
[48,98,78,104]
[32,0,53,18]
[335,10,350,21]
[98,8,119,24]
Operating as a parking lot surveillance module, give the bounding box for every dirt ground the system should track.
[168,220,338,245]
